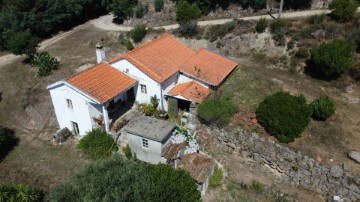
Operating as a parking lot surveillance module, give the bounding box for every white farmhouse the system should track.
[47,34,237,136]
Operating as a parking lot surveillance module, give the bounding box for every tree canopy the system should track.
[48,155,201,202]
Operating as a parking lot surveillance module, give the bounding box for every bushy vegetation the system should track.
[143,104,155,116]
[130,24,147,43]
[252,50,266,61]
[295,47,309,59]
[179,20,198,36]
[329,0,358,22]
[198,98,238,126]
[310,96,336,121]
[110,0,138,24]
[349,27,360,52]
[154,0,164,12]
[210,166,223,187]
[176,0,201,25]
[206,21,236,42]
[256,92,312,143]
[309,39,355,80]
[77,128,115,160]
[251,180,264,194]
[32,52,59,77]
[308,14,326,26]
[122,144,132,159]
[0,0,108,53]
[134,3,148,18]
[6,30,39,56]
[256,18,267,33]
[48,156,201,202]
[0,184,40,202]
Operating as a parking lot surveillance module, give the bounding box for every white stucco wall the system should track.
[48,83,98,136]
[111,59,163,108]
[127,133,170,164]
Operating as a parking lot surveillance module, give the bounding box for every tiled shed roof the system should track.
[167,81,211,103]
[66,63,137,104]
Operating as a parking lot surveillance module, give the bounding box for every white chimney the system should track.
[96,42,106,63]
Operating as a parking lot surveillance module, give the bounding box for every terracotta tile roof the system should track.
[180,48,238,86]
[109,34,237,86]
[109,34,195,83]
[66,63,137,104]
[178,153,215,183]
[167,81,212,103]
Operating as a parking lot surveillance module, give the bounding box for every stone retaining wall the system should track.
[204,126,360,202]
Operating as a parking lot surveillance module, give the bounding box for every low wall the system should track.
[203,126,360,201]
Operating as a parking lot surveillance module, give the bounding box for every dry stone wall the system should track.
[204,126,360,202]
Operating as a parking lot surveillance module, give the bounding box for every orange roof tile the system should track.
[66,63,137,104]
[167,81,212,103]
[110,34,195,83]
[180,49,238,86]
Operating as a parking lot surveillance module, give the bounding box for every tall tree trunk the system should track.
[278,0,284,18]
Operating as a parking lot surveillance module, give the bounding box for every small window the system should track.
[141,84,147,94]
[66,99,73,109]
[142,138,149,148]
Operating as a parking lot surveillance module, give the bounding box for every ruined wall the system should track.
[200,126,360,202]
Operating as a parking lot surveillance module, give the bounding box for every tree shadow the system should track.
[0,128,20,162]
[304,59,337,81]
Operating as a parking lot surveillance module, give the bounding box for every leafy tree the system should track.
[6,30,39,56]
[134,3,148,18]
[77,128,115,160]
[130,24,147,43]
[176,0,201,25]
[329,0,358,22]
[32,52,59,77]
[256,92,312,143]
[256,17,267,33]
[239,0,267,10]
[276,0,312,10]
[110,0,135,24]
[309,39,355,79]
[154,0,164,12]
[48,155,201,202]
[310,96,335,121]
[198,98,238,126]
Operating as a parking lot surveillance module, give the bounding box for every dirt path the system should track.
[91,9,340,31]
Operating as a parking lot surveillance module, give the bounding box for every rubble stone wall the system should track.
[205,126,360,202]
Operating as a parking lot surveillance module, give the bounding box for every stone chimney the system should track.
[96,42,106,63]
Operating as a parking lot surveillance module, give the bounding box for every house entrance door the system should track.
[126,87,135,102]
[71,121,79,136]
[168,97,178,116]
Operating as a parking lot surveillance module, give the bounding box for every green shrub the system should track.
[32,52,59,77]
[130,24,147,43]
[295,47,309,59]
[110,0,135,24]
[310,96,335,120]
[251,180,264,194]
[124,40,134,50]
[154,0,164,12]
[252,50,266,61]
[309,39,355,79]
[0,184,39,202]
[143,104,155,116]
[329,0,358,22]
[48,156,201,202]
[308,14,326,25]
[349,27,360,52]
[77,128,115,160]
[256,18,267,33]
[179,20,198,36]
[150,95,159,109]
[206,21,236,42]
[198,98,238,126]
[270,19,287,45]
[176,0,201,25]
[256,92,312,143]
[6,30,39,56]
[209,166,223,187]
[122,144,132,159]
[134,3,148,18]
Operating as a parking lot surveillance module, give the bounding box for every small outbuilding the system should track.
[178,153,215,195]
[124,116,176,164]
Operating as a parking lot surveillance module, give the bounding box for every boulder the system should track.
[330,166,344,178]
[343,162,352,172]
[348,151,360,164]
